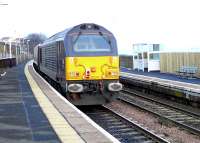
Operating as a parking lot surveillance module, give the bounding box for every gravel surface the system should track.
[105,100,200,143]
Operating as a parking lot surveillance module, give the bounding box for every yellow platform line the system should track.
[24,63,85,143]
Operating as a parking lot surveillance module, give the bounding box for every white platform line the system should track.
[29,60,120,143]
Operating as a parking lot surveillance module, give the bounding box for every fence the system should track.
[160,52,200,77]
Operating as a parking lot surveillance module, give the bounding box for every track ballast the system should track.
[79,105,169,143]
[119,88,200,136]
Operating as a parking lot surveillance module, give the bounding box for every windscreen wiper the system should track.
[99,32,111,45]
[73,31,82,44]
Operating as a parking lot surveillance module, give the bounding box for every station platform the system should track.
[0,61,119,143]
[120,68,200,105]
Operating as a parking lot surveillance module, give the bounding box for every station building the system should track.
[130,43,200,77]
[132,43,161,72]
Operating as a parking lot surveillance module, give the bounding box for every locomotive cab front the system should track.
[64,24,122,105]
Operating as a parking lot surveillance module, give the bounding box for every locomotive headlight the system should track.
[68,84,83,93]
[108,82,123,92]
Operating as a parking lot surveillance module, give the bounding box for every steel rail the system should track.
[118,91,200,136]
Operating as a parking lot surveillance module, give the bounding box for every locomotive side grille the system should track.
[41,48,45,65]
[44,45,57,72]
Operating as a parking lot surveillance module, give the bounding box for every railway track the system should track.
[119,88,200,136]
[79,106,169,143]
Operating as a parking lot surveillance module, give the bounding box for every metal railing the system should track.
[176,66,198,78]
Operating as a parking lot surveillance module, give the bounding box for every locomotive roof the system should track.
[42,28,72,45]
[41,23,113,46]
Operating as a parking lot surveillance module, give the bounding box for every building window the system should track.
[153,44,159,51]
[149,53,160,60]
[134,55,138,59]
[138,53,142,59]
[143,52,147,59]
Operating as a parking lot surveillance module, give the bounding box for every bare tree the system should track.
[25,33,47,54]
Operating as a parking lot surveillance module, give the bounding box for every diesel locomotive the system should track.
[33,23,122,105]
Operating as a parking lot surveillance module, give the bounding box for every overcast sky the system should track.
[0,0,200,54]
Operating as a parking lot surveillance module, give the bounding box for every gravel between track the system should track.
[105,100,200,143]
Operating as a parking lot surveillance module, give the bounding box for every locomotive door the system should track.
[57,41,65,83]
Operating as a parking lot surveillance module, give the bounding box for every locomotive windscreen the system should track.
[72,34,111,52]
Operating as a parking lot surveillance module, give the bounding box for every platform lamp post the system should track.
[22,38,25,61]
[19,39,22,63]
[3,42,6,58]
[15,40,18,64]
[3,41,8,58]
[9,39,12,58]
[23,40,25,61]
[24,39,27,60]
[27,39,30,59]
